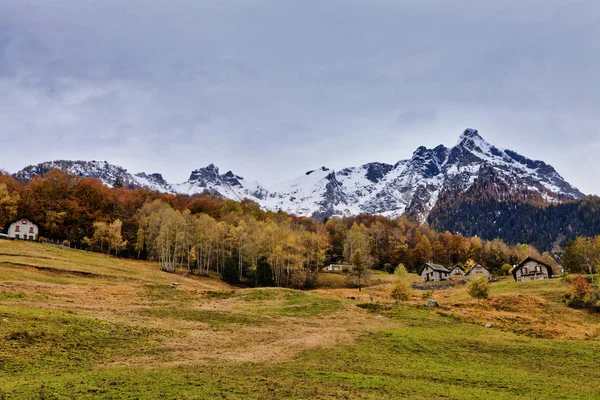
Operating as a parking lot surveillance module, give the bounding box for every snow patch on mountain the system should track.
[12,129,584,220]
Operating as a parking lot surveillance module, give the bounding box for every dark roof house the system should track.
[512,257,554,282]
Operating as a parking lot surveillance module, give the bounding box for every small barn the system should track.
[448,265,465,277]
[466,264,490,278]
[7,218,39,240]
[512,257,553,282]
[418,262,450,282]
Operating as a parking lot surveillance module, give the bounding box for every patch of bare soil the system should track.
[137,305,398,366]
[1,274,400,367]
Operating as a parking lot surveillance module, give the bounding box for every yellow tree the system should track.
[107,219,127,256]
[92,221,109,253]
[0,183,19,228]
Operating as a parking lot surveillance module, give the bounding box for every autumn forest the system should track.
[0,169,594,287]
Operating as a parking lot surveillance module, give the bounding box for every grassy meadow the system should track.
[1,240,599,399]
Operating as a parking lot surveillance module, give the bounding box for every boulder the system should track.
[425,299,439,308]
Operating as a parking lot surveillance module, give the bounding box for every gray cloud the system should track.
[0,0,598,193]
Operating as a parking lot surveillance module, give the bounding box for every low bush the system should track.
[390,280,412,304]
[562,273,573,284]
[565,275,599,312]
[468,277,489,299]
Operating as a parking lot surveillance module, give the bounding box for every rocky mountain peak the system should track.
[11,129,584,220]
[456,128,490,152]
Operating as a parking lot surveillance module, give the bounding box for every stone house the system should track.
[448,265,465,277]
[7,218,39,240]
[466,264,490,278]
[418,262,450,282]
[512,257,553,282]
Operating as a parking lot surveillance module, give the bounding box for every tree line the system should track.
[0,169,564,287]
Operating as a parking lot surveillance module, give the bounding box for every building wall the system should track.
[515,260,550,282]
[420,266,449,282]
[467,265,490,277]
[7,219,39,240]
[450,268,465,276]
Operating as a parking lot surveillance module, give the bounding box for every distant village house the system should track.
[7,218,39,240]
[325,264,352,273]
[448,265,465,277]
[512,257,553,282]
[466,264,490,278]
[418,262,450,282]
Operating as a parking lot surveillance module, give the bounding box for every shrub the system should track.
[468,277,489,299]
[315,273,347,289]
[390,264,412,304]
[571,275,592,299]
[391,280,412,304]
[500,264,512,276]
[562,272,573,284]
[566,275,599,311]
[395,264,409,277]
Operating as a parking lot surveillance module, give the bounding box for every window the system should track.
[15,234,20,239]
[22,219,27,225]
[522,267,527,274]
[29,227,34,233]
[15,226,20,232]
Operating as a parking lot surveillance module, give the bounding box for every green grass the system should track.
[2,305,599,399]
[200,289,237,300]
[242,289,342,317]
[141,307,268,328]
[0,306,156,376]
[142,284,197,302]
[2,241,600,399]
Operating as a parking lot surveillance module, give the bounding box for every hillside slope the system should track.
[1,240,600,399]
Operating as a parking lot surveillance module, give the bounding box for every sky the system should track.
[0,0,599,193]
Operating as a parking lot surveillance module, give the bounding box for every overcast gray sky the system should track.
[0,0,598,193]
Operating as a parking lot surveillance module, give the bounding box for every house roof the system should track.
[466,264,488,275]
[512,257,553,280]
[418,262,450,275]
[449,265,464,272]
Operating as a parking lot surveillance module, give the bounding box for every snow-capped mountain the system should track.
[261,129,583,219]
[172,164,268,201]
[12,129,584,220]
[15,160,137,187]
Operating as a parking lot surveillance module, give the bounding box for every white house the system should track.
[7,218,39,240]
[325,264,352,273]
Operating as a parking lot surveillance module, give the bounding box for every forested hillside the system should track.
[428,169,600,251]
[0,169,555,286]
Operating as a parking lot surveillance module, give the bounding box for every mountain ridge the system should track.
[10,129,584,220]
